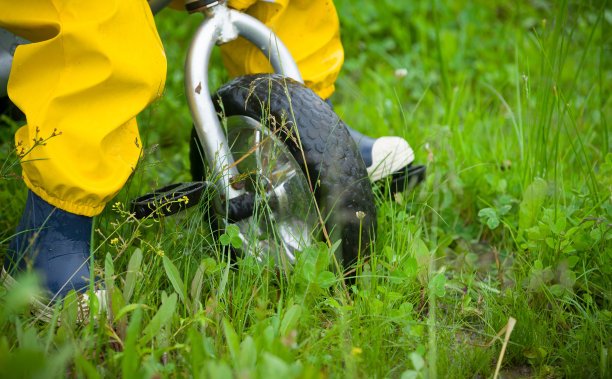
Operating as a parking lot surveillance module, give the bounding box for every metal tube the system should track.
[231,12,303,84]
[186,5,303,201]
[185,6,245,200]
[0,28,28,98]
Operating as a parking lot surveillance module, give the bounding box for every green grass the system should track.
[1,0,611,377]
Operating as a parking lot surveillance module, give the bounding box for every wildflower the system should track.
[351,347,362,355]
[110,238,119,245]
[356,211,365,220]
[157,249,165,257]
[181,195,189,205]
[394,68,408,79]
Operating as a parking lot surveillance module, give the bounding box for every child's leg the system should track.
[1,0,166,297]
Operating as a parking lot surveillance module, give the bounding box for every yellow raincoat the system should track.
[1,0,167,216]
[1,0,343,216]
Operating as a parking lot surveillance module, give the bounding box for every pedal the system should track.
[130,182,211,219]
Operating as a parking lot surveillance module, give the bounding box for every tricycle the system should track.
[0,0,424,271]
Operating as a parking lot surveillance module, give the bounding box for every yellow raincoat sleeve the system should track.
[221,0,344,99]
[0,0,167,216]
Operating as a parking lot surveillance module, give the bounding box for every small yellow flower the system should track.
[110,238,119,245]
[181,195,189,205]
[157,249,165,257]
[351,347,362,356]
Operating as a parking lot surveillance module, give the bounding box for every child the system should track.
[1,0,414,300]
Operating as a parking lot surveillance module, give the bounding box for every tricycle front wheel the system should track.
[190,74,377,269]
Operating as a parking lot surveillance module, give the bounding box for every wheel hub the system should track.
[225,115,316,266]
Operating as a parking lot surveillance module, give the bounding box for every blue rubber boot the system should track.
[5,190,93,298]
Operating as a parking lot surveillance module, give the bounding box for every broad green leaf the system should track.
[222,318,240,361]
[230,235,242,249]
[478,207,497,219]
[60,291,78,330]
[141,293,177,344]
[409,352,425,371]
[279,304,302,337]
[122,307,143,376]
[110,287,124,320]
[219,234,231,246]
[124,248,142,303]
[430,273,446,297]
[498,204,512,216]
[75,356,101,379]
[534,260,543,270]
[1,273,41,319]
[552,216,566,235]
[549,284,565,297]
[227,224,240,237]
[163,256,190,313]
[329,238,342,258]
[260,353,289,378]
[400,370,418,379]
[114,303,149,322]
[239,336,257,368]
[590,228,602,243]
[399,302,414,315]
[522,346,547,360]
[479,207,500,229]
[317,248,331,271]
[104,253,114,290]
[190,260,207,310]
[487,216,500,229]
[519,178,547,231]
[206,361,233,379]
[403,257,418,277]
[302,259,317,282]
[316,271,336,288]
[566,256,580,269]
[558,265,576,291]
[188,327,206,375]
[413,238,430,283]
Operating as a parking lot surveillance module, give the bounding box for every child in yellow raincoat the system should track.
[1,0,413,300]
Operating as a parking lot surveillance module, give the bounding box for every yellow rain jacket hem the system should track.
[23,175,106,217]
[2,0,166,216]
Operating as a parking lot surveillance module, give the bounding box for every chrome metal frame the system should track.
[0,28,28,98]
[185,3,303,200]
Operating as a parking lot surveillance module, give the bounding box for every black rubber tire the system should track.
[190,74,377,267]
